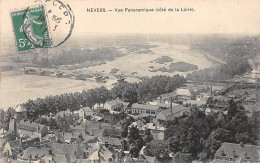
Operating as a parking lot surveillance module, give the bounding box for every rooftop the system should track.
[107,98,129,106]
[15,104,27,113]
[214,142,260,163]
[132,103,159,111]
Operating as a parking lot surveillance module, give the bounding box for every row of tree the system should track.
[0,75,186,125]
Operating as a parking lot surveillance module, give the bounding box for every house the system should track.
[159,91,178,103]
[98,137,122,149]
[50,143,83,162]
[14,104,27,119]
[87,142,114,163]
[9,119,48,141]
[130,103,160,116]
[142,123,165,140]
[104,98,129,113]
[55,110,72,119]
[69,124,86,135]
[128,120,145,130]
[156,105,189,121]
[176,88,195,100]
[82,107,94,120]
[214,142,260,163]
[2,139,23,158]
[17,146,52,163]
[128,121,165,140]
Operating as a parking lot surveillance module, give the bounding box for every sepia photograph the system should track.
[0,0,259,163]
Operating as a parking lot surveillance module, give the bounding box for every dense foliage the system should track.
[145,100,258,162]
[187,36,259,83]
[31,47,124,67]
[112,75,186,103]
[128,126,144,158]
[3,75,185,120]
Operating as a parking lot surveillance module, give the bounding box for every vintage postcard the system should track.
[0,0,259,163]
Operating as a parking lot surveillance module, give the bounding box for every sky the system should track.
[0,0,260,37]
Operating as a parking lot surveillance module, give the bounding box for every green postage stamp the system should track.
[11,6,51,52]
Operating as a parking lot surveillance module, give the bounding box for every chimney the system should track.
[37,125,40,131]
[170,97,173,114]
[159,96,162,103]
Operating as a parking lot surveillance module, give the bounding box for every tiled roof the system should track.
[98,137,122,146]
[176,88,193,97]
[17,119,46,133]
[132,103,159,111]
[8,139,22,149]
[88,145,113,162]
[160,91,177,100]
[129,120,145,129]
[142,123,165,131]
[159,105,188,117]
[215,142,260,162]
[107,98,129,107]
[18,147,51,160]
[183,100,207,106]
[82,107,93,116]
[15,104,27,112]
[51,143,79,161]
[89,128,104,137]
[53,155,67,163]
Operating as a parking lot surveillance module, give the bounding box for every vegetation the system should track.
[168,62,198,72]
[187,36,259,83]
[145,100,258,162]
[112,75,186,104]
[31,47,124,67]
[128,126,144,158]
[154,56,173,64]
[146,140,171,162]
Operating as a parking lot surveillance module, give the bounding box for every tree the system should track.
[168,136,181,153]
[172,152,193,163]
[121,83,138,104]
[205,128,231,157]
[146,140,171,162]
[128,126,144,158]
[227,99,239,118]
[96,86,111,107]
[3,108,14,131]
[0,109,4,129]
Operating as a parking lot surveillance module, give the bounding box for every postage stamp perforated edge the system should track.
[9,4,53,53]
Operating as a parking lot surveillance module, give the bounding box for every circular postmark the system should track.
[22,0,75,48]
